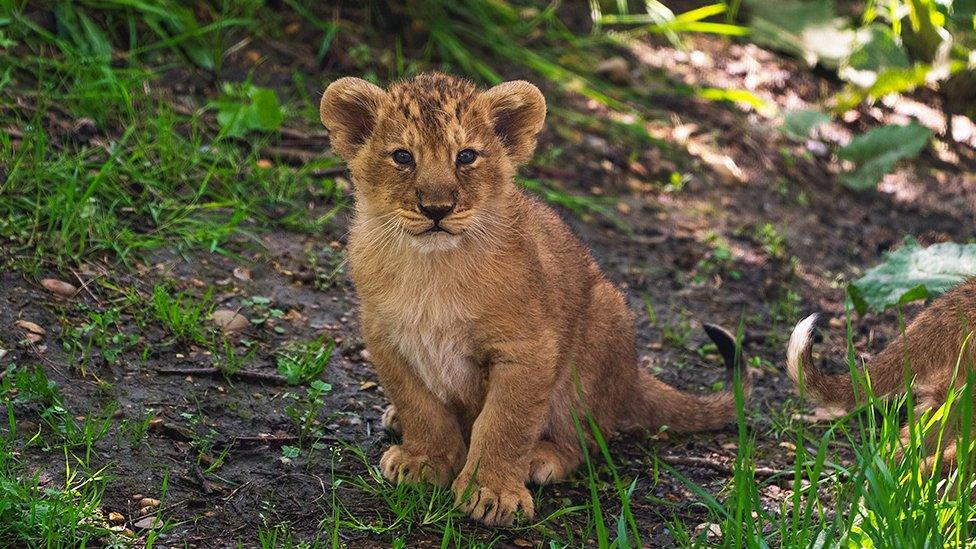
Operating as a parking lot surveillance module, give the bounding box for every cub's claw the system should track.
[379,445,456,486]
[452,474,535,526]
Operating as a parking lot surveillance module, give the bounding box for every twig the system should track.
[192,464,213,495]
[232,434,299,446]
[658,454,792,480]
[311,164,348,177]
[154,367,288,385]
[262,145,319,164]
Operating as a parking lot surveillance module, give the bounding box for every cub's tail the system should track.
[786,314,907,409]
[629,324,751,433]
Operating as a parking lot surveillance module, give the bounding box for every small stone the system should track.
[131,494,144,502]
[211,310,249,333]
[40,278,77,297]
[256,158,273,169]
[513,539,534,548]
[0,349,7,360]
[596,56,631,84]
[360,381,378,391]
[359,349,372,362]
[14,320,45,335]
[133,516,162,530]
[233,267,252,281]
[108,511,125,523]
[138,497,160,509]
[695,522,722,539]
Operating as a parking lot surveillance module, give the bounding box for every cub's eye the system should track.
[456,149,477,165]
[392,149,414,165]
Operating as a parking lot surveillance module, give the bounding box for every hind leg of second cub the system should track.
[368,340,467,486]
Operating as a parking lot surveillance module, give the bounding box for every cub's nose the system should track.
[418,202,455,223]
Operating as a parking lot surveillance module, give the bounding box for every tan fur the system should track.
[320,72,747,525]
[786,279,976,469]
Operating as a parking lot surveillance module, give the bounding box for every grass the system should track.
[1,1,974,547]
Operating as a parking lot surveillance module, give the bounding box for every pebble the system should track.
[138,497,160,509]
[211,310,249,333]
[40,278,77,297]
[595,56,631,84]
[108,511,125,523]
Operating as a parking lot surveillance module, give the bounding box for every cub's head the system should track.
[320,72,545,251]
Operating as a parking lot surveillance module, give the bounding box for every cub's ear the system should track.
[320,77,387,160]
[478,81,546,165]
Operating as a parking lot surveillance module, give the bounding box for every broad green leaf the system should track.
[214,85,283,137]
[847,25,910,72]
[838,122,932,190]
[743,0,856,68]
[848,238,976,314]
[840,24,910,87]
[249,88,284,131]
[781,109,831,139]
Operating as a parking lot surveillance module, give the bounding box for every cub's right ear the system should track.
[320,77,386,160]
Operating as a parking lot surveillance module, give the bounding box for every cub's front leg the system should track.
[366,337,467,486]
[452,338,557,526]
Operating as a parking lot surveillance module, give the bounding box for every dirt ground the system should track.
[3,11,976,548]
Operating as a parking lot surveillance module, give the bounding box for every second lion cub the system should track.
[320,72,748,525]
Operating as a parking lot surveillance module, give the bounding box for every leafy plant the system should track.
[276,336,334,385]
[849,237,976,314]
[284,379,333,442]
[151,285,214,344]
[781,108,831,139]
[213,83,284,137]
[838,121,932,190]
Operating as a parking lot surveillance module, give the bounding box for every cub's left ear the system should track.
[477,81,546,165]
[320,77,387,160]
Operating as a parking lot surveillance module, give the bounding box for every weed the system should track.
[151,284,213,344]
[276,336,335,385]
[284,379,333,443]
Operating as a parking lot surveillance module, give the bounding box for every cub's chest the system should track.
[378,297,482,402]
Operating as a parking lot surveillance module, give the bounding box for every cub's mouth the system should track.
[423,225,455,235]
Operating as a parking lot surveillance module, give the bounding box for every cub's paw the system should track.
[380,404,400,434]
[379,445,457,486]
[527,442,574,485]
[452,473,535,526]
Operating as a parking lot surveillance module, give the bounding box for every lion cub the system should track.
[320,72,747,525]
[787,278,976,469]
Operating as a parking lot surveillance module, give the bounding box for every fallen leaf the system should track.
[513,539,534,548]
[133,516,162,530]
[360,381,378,391]
[41,278,77,297]
[233,267,252,281]
[108,511,125,524]
[14,320,45,335]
